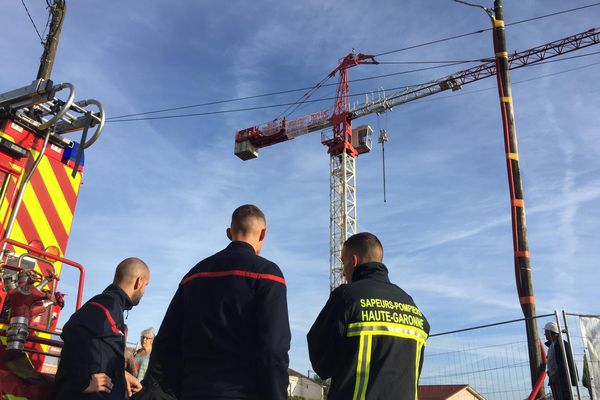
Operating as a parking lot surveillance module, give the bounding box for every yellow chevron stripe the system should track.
[0,176,15,229]
[22,185,58,249]
[69,167,82,194]
[31,148,82,196]
[37,157,73,233]
[10,219,28,245]
[0,131,16,143]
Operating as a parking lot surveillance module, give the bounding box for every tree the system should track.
[312,376,331,400]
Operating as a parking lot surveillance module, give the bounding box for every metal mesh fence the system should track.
[563,313,599,400]
[419,313,557,400]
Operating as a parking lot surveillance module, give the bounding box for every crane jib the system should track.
[234,27,599,159]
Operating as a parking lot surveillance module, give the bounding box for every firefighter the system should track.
[307,232,430,400]
[54,258,150,399]
[143,204,290,400]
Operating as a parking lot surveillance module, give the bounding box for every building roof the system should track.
[418,384,486,400]
[288,368,308,378]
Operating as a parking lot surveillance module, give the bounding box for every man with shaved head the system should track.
[145,204,290,400]
[308,232,430,400]
[55,257,150,399]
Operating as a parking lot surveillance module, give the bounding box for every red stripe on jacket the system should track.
[180,269,286,286]
[89,302,124,335]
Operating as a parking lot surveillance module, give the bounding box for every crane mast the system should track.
[234,27,600,291]
[321,53,377,290]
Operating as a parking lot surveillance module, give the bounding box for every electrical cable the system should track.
[19,0,44,44]
[404,59,600,105]
[373,2,600,57]
[107,54,600,123]
[41,0,53,39]
[108,1,600,121]
[377,59,485,64]
[107,61,474,120]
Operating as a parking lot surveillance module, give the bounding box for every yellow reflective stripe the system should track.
[0,175,16,229]
[414,342,424,400]
[493,17,505,28]
[347,321,428,342]
[361,335,372,400]
[66,164,82,195]
[352,336,367,400]
[10,220,28,245]
[501,97,512,103]
[353,334,372,400]
[22,183,58,248]
[0,131,17,143]
[37,157,73,232]
[507,152,519,161]
[349,329,426,345]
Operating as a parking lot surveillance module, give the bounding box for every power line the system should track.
[407,61,600,106]
[107,54,600,123]
[508,3,600,28]
[378,59,485,65]
[107,61,474,120]
[20,0,44,44]
[374,2,600,57]
[107,4,599,122]
[41,0,53,39]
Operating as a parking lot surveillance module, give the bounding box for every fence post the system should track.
[555,310,576,400]
[562,311,583,399]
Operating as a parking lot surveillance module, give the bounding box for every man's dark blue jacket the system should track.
[55,284,132,400]
[308,262,430,400]
[150,241,291,400]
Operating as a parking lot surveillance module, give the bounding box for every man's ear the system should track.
[134,276,142,290]
[226,227,233,240]
[259,228,266,242]
[352,254,362,268]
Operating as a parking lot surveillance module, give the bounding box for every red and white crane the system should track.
[234,28,599,291]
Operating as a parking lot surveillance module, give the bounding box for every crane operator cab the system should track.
[351,125,373,155]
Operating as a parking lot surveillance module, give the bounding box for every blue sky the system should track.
[2,0,599,378]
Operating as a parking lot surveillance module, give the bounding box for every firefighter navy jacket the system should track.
[151,241,291,400]
[307,262,430,400]
[55,284,132,400]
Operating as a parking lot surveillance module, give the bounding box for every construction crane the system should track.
[234,27,600,292]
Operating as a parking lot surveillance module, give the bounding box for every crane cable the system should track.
[276,75,332,120]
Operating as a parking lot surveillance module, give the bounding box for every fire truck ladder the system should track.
[0,79,106,243]
[234,27,600,291]
[0,79,105,148]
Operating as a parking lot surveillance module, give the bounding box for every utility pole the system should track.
[491,0,545,395]
[37,0,67,80]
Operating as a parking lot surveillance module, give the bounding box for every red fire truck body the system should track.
[0,79,104,398]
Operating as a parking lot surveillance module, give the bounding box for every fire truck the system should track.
[0,78,105,398]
